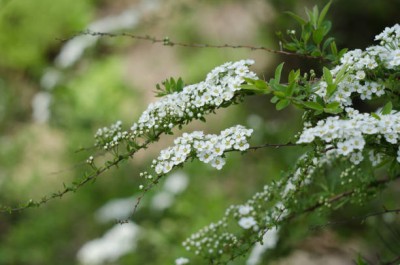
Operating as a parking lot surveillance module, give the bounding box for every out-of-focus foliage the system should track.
[0,0,93,71]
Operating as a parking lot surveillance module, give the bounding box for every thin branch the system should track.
[385,255,400,265]
[248,142,299,151]
[292,176,399,221]
[58,30,323,60]
[310,208,400,230]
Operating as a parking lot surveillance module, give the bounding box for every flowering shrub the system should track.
[2,2,399,264]
[91,20,400,263]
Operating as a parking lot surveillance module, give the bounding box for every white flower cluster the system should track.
[182,184,272,258]
[94,60,256,151]
[298,108,400,164]
[375,24,400,68]
[181,154,314,261]
[77,222,140,265]
[150,125,253,175]
[175,257,190,265]
[315,24,399,105]
[94,120,132,150]
[131,60,257,136]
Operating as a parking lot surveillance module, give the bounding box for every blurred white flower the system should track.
[32,92,52,124]
[163,171,189,194]
[77,222,140,265]
[95,197,135,223]
[175,257,190,265]
[151,191,174,211]
[246,227,279,265]
[238,217,257,229]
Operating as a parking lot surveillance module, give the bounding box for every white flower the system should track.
[150,125,253,176]
[397,147,400,163]
[175,257,190,265]
[336,141,354,156]
[238,205,253,215]
[238,217,257,229]
[355,70,366,80]
[350,151,364,165]
[210,157,226,170]
[77,223,140,265]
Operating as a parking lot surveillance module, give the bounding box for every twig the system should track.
[58,30,323,60]
[310,208,400,230]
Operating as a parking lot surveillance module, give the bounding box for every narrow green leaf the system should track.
[288,70,296,84]
[284,11,306,25]
[276,99,290,110]
[177,77,184,91]
[338,48,348,58]
[326,84,337,97]
[371,112,381,120]
[312,28,325,45]
[303,101,324,111]
[321,20,332,36]
[254,80,269,90]
[324,107,342,114]
[335,64,348,84]
[287,84,295,97]
[273,91,286,98]
[381,101,393,115]
[325,102,339,109]
[330,41,338,55]
[323,67,333,84]
[318,0,332,28]
[270,96,279,104]
[312,5,319,28]
[322,37,335,51]
[274,63,285,84]
[302,24,312,42]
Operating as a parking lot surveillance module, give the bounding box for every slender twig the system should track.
[0,140,300,214]
[248,142,299,150]
[291,176,399,221]
[58,30,323,60]
[385,254,400,265]
[310,208,400,230]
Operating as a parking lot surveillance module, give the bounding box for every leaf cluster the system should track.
[155,77,185,97]
[277,1,347,63]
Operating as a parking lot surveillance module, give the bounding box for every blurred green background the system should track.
[0,0,400,264]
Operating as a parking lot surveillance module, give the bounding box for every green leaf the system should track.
[273,91,286,98]
[330,42,338,55]
[254,80,269,90]
[303,101,324,111]
[325,101,340,109]
[326,84,337,97]
[274,63,285,84]
[322,37,335,51]
[318,0,332,28]
[176,77,184,92]
[323,67,333,84]
[288,69,301,84]
[271,96,279,104]
[335,64,348,84]
[338,48,348,59]
[276,99,290,110]
[285,11,306,25]
[312,6,319,27]
[301,24,312,42]
[321,20,332,36]
[381,101,393,115]
[312,28,325,45]
[371,112,381,120]
[324,106,342,114]
[286,84,295,97]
